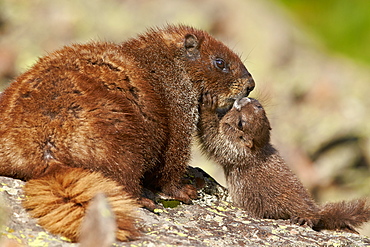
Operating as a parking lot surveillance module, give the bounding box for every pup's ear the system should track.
[240,134,253,149]
[245,139,254,149]
[184,34,201,59]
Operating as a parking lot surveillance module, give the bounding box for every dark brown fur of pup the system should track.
[0,25,255,241]
[197,94,370,233]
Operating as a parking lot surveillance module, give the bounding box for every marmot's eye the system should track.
[214,58,228,72]
[238,121,243,130]
[237,119,244,130]
[255,104,263,110]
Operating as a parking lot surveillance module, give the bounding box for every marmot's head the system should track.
[163,25,255,108]
[220,97,271,150]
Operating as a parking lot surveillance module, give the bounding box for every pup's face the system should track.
[220,97,271,150]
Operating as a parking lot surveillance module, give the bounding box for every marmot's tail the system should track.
[313,198,370,233]
[22,167,140,242]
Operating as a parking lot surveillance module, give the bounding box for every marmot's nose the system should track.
[243,77,255,97]
[233,97,251,111]
[241,67,255,97]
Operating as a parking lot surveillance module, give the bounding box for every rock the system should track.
[1,167,369,247]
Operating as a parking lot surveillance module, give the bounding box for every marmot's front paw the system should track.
[201,92,218,111]
[161,184,198,204]
[137,197,157,211]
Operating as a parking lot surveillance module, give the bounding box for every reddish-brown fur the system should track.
[0,25,255,241]
[197,94,370,233]
[23,168,139,242]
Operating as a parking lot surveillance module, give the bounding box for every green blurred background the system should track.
[0,0,369,236]
[279,0,370,66]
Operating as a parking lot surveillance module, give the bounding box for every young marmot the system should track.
[0,25,255,242]
[197,93,370,233]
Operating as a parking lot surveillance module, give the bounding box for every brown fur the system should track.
[23,168,139,242]
[0,25,255,241]
[197,94,370,232]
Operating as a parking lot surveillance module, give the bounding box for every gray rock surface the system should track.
[1,167,369,247]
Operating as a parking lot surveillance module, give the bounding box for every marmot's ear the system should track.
[184,34,201,59]
[245,139,254,149]
[240,134,253,149]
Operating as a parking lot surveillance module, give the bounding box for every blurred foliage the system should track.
[276,0,370,65]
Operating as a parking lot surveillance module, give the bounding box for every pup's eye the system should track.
[237,119,244,130]
[214,58,228,72]
[255,104,263,110]
[238,121,243,130]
